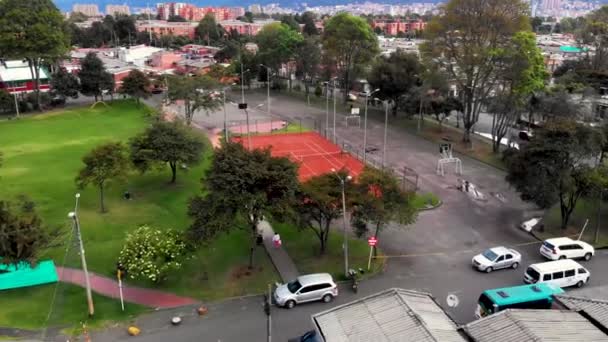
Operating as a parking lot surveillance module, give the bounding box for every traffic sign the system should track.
[368,237,378,247]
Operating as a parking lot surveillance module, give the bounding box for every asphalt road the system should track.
[92,90,608,342]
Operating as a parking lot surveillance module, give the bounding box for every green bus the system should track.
[475,283,564,318]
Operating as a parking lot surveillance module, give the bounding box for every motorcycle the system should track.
[348,269,359,293]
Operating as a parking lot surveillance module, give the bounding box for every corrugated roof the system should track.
[556,294,608,330]
[463,309,608,342]
[0,60,50,82]
[312,288,465,342]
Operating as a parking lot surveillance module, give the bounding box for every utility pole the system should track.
[13,92,19,118]
[70,193,94,317]
[333,79,337,140]
[266,284,272,342]
[383,101,388,168]
[325,82,330,136]
[261,64,271,118]
[363,89,379,162]
[332,169,351,277]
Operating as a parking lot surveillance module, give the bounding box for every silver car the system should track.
[472,246,522,273]
[274,273,338,309]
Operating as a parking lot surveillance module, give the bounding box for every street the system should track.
[93,90,608,342]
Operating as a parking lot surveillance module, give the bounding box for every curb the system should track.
[418,200,443,211]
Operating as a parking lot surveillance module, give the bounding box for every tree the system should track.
[68,11,88,23]
[76,142,129,213]
[188,142,299,268]
[256,22,303,89]
[295,171,353,254]
[79,52,114,101]
[350,167,417,247]
[242,11,254,23]
[168,15,187,22]
[505,119,604,229]
[0,197,53,269]
[323,13,379,103]
[195,13,224,46]
[488,31,547,152]
[120,69,151,105]
[427,95,463,130]
[129,120,205,184]
[50,68,79,100]
[280,15,300,31]
[422,0,530,143]
[295,36,321,96]
[579,6,608,71]
[166,75,220,126]
[112,14,137,45]
[0,90,14,114]
[368,50,422,116]
[117,225,186,283]
[301,11,319,36]
[0,0,70,110]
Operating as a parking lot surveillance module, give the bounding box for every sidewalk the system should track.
[257,220,299,283]
[56,267,198,308]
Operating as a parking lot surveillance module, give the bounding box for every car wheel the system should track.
[322,294,333,303]
[584,253,592,261]
[285,300,296,309]
[512,262,519,269]
[485,267,493,273]
[577,280,585,288]
[559,255,566,260]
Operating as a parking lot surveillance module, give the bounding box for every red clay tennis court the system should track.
[235,132,365,181]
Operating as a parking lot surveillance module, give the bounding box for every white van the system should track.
[523,259,590,288]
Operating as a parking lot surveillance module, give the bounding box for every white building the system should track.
[117,45,163,67]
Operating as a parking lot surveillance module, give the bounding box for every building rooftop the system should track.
[312,288,465,342]
[0,60,50,82]
[462,309,608,342]
[556,293,608,331]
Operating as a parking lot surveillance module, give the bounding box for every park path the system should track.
[258,220,299,283]
[56,267,198,308]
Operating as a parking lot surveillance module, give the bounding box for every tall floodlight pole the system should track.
[333,79,337,140]
[261,64,271,118]
[240,55,246,104]
[70,193,94,317]
[383,100,389,168]
[332,169,352,277]
[222,90,228,143]
[363,89,379,162]
[325,82,330,136]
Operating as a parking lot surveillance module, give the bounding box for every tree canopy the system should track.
[79,52,115,101]
[129,121,205,184]
[195,13,225,46]
[120,69,151,105]
[323,13,379,103]
[188,141,299,268]
[51,68,80,100]
[166,75,220,126]
[76,142,129,213]
[256,22,303,73]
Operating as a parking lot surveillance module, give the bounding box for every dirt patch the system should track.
[229,265,264,280]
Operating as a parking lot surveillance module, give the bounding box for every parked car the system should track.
[539,237,594,261]
[524,259,590,288]
[472,246,522,273]
[288,331,321,342]
[347,93,357,101]
[274,273,338,309]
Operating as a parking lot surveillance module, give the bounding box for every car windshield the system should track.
[287,280,302,294]
[482,249,498,261]
[543,241,555,249]
[526,267,540,281]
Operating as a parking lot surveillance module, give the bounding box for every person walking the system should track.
[272,233,282,248]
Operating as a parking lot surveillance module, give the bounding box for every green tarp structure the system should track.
[0,260,58,291]
[560,46,588,53]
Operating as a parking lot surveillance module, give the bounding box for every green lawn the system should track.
[541,197,608,247]
[412,192,441,210]
[273,222,384,281]
[0,101,277,330]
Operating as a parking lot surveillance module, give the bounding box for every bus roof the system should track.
[482,283,565,306]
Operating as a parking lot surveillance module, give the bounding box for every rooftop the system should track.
[463,309,608,342]
[0,60,50,82]
[312,288,465,342]
[556,293,608,331]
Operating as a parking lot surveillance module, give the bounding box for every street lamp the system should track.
[374,97,389,168]
[333,79,338,140]
[323,81,330,136]
[260,64,272,118]
[69,193,94,317]
[363,88,380,162]
[331,168,352,277]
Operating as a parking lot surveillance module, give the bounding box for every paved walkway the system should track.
[257,221,299,282]
[56,267,198,308]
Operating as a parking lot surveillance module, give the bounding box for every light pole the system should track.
[596,188,607,244]
[332,79,337,140]
[325,82,330,136]
[222,89,228,143]
[374,98,389,168]
[363,89,380,162]
[260,64,272,118]
[331,168,352,277]
[70,193,94,317]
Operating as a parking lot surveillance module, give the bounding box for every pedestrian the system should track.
[272,233,282,248]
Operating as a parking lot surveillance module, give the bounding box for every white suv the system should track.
[540,237,594,261]
[274,273,338,309]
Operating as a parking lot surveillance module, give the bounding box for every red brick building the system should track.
[136,20,198,39]
[372,19,426,36]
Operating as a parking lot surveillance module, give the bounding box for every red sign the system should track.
[368,237,378,247]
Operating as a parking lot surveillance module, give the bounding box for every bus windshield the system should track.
[476,284,564,318]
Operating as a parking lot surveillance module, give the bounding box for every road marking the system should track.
[374,239,545,259]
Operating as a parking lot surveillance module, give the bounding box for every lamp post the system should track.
[331,168,352,277]
[596,188,607,244]
[363,89,380,162]
[70,193,94,317]
[333,79,337,140]
[260,64,271,118]
[325,82,330,136]
[374,98,389,168]
[222,89,228,143]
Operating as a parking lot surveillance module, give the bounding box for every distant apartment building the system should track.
[249,4,262,14]
[136,20,198,38]
[105,5,130,16]
[156,2,187,20]
[372,19,426,36]
[220,19,278,36]
[156,2,241,22]
[541,0,562,11]
[72,4,100,16]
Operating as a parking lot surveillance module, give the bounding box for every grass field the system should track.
[0,101,277,330]
[540,197,608,247]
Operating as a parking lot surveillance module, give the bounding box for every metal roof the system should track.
[463,309,608,342]
[556,294,608,330]
[311,288,465,342]
[0,60,50,83]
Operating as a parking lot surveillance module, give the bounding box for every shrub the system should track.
[117,225,187,283]
[314,84,322,98]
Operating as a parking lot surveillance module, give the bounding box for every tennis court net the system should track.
[289,151,345,163]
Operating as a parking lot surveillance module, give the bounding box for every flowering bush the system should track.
[118,225,186,283]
